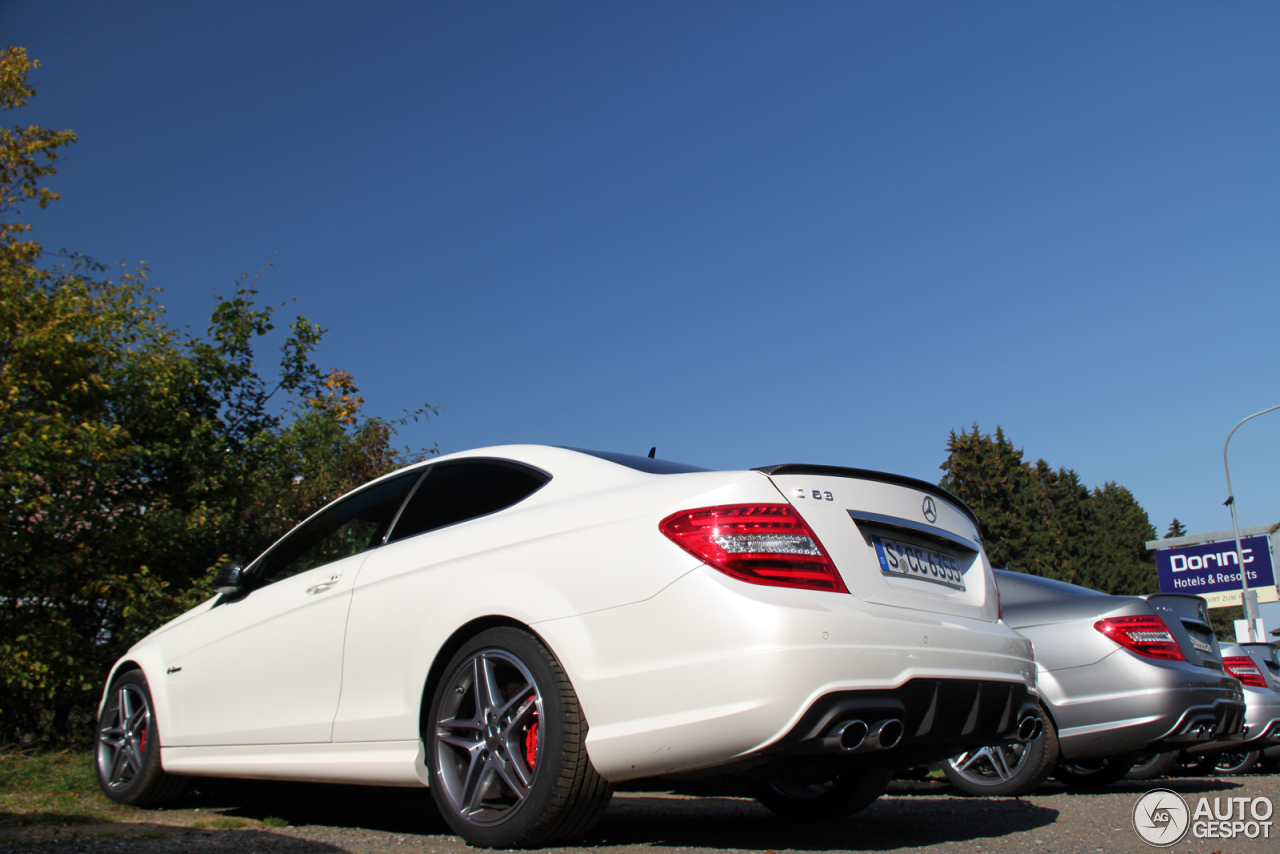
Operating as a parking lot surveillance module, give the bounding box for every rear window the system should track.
[387,460,549,542]
[565,448,712,474]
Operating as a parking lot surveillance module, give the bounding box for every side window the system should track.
[387,461,549,543]
[252,470,423,587]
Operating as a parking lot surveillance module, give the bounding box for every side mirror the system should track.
[213,559,246,596]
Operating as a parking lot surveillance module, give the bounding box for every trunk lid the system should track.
[757,466,996,621]
[1143,593,1223,670]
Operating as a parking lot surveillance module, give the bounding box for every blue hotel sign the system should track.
[1155,535,1276,596]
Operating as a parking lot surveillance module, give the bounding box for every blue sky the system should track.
[5,3,1279,584]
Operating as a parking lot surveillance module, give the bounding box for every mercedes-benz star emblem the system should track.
[922,496,937,523]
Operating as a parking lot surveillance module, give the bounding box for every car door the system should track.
[175,470,422,746]
[333,459,551,742]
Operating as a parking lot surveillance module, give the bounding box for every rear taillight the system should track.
[659,504,847,593]
[1093,615,1186,661]
[1223,656,1268,688]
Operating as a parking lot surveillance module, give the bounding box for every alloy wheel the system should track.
[97,682,152,791]
[948,744,1029,785]
[433,648,543,826]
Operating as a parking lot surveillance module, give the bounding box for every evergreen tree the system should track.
[1079,482,1158,594]
[1026,462,1091,583]
[1164,518,1188,539]
[939,426,1158,596]
[939,425,1034,570]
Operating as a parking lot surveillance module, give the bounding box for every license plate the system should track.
[872,536,966,590]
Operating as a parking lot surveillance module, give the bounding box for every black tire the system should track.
[893,766,931,781]
[942,709,1060,797]
[1125,750,1180,781]
[95,669,188,806]
[1054,752,1138,789]
[752,766,893,820]
[1213,750,1261,775]
[425,627,612,848]
[1176,751,1220,776]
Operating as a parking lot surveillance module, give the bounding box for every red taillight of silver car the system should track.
[1093,615,1186,661]
[660,504,847,593]
[1223,655,1268,688]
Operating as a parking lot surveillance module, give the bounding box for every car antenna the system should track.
[648,447,656,459]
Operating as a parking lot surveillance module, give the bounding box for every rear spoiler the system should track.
[753,464,981,531]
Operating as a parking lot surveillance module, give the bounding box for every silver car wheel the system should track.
[433,648,543,826]
[947,744,1029,785]
[97,682,152,791]
[1213,750,1261,775]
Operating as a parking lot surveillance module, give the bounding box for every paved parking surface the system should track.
[3,773,1277,853]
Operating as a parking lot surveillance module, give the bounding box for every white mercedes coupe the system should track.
[96,445,1038,847]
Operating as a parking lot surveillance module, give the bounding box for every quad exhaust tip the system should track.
[832,719,869,751]
[822,718,902,753]
[1017,714,1043,742]
[866,718,904,751]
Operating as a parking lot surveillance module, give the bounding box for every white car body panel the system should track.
[537,567,1033,780]
[331,469,759,743]
[162,740,429,786]
[175,552,368,746]
[103,444,1037,788]
[767,474,996,621]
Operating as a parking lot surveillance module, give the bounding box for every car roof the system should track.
[994,569,1110,605]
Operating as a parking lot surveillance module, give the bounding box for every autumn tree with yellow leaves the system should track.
[0,47,435,743]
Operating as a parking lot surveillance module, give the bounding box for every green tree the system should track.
[939,425,1158,595]
[1024,461,1091,583]
[1209,606,1244,642]
[939,425,1036,570]
[1078,482,1157,594]
[0,47,434,744]
[1164,518,1188,539]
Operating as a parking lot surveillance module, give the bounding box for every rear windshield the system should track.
[564,448,712,474]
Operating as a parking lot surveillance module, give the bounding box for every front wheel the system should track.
[942,710,1059,797]
[95,670,187,806]
[426,627,612,848]
[752,767,893,820]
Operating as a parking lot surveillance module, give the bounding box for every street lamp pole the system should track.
[1224,404,1280,643]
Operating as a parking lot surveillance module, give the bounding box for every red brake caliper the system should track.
[524,704,539,768]
[139,726,147,753]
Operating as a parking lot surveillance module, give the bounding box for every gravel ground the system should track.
[2,772,1276,854]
